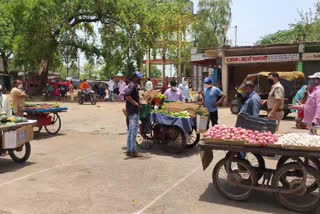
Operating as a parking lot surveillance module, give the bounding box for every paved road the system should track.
[0,102,314,214]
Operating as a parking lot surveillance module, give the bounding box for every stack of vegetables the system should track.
[205,125,278,146]
[0,112,28,126]
[197,106,209,116]
[150,109,191,118]
[154,94,166,100]
[25,102,60,109]
[276,133,320,147]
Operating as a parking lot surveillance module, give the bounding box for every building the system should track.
[191,43,320,104]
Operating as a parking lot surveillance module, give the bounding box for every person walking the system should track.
[108,78,115,102]
[124,71,144,158]
[202,77,225,129]
[145,78,153,92]
[265,72,285,131]
[119,79,127,93]
[164,81,184,102]
[239,81,261,117]
[10,80,27,116]
[290,72,320,133]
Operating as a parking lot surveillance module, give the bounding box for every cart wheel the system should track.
[44,113,61,134]
[9,142,31,163]
[277,157,320,193]
[272,163,320,213]
[186,129,200,148]
[27,115,42,136]
[226,152,265,181]
[213,157,257,201]
[164,127,186,154]
[136,132,154,150]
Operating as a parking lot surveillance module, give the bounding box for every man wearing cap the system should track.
[265,72,285,130]
[239,81,261,117]
[124,71,144,158]
[290,72,320,132]
[202,77,225,129]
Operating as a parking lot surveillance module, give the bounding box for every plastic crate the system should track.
[140,104,152,120]
[235,112,277,133]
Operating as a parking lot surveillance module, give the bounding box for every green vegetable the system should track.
[155,94,166,100]
[151,109,191,118]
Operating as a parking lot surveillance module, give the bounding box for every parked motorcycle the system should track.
[78,89,97,105]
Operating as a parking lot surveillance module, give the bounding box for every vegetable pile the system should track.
[276,133,320,147]
[0,112,28,126]
[197,106,209,116]
[25,102,60,109]
[205,125,278,145]
[151,109,191,118]
[154,94,166,100]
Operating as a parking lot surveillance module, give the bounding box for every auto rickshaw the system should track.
[230,71,305,118]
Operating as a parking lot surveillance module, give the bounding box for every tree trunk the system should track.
[0,52,9,74]
[39,59,50,89]
[177,32,182,81]
[162,47,167,80]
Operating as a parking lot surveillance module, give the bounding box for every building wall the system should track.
[303,61,320,83]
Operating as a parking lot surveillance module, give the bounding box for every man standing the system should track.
[239,81,261,117]
[119,79,127,93]
[124,71,144,157]
[202,77,225,129]
[266,72,285,130]
[10,80,27,116]
[179,77,190,102]
[145,78,153,92]
[0,85,12,116]
[164,81,184,102]
[108,78,115,102]
[290,72,320,132]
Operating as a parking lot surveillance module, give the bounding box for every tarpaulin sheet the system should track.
[144,113,196,134]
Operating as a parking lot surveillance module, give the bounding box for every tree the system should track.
[82,63,96,79]
[193,0,232,51]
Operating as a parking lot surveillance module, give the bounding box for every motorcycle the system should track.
[78,89,97,105]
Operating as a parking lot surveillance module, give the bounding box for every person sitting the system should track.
[164,81,184,102]
[10,80,27,116]
[80,79,90,91]
[239,81,261,118]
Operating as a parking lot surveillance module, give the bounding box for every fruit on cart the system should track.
[0,115,7,123]
[154,94,166,100]
[151,109,191,118]
[276,133,320,147]
[14,117,28,123]
[197,106,209,116]
[205,125,278,145]
[0,112,7,117]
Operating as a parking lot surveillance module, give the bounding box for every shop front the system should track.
[302,52,320,81]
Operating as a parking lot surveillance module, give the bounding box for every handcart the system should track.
[136,105,200,154]
[199,141,320,213]
[0,120,36,163]
[25,107,68,135]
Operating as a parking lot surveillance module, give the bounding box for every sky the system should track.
[193,0,318,46]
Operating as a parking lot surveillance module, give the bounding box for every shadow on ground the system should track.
[33,133,65,141]
[199,183,320,214]
[0,158,35,174]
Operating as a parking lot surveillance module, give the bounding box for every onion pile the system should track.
[276,133,320,147]
[205,125,278,145]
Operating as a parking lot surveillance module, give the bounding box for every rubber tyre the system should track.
[213,157,257,201]
[91,94,97,105]
[44,113,61,134]
[9,142,31,163]
[272,163,320,213]
[231,104,240,114]
[186,129,200,148]
[78,96,84,104]
[164,127,186,154]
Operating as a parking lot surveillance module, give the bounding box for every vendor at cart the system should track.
[239,81,261,117]
[290,72,320,133]
[10,80,27,116]
[164,81,184,102]
[0,85,11,116]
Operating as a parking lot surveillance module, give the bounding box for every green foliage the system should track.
[150,65,162,78]
[193,0,232,50]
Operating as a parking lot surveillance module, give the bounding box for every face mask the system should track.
[308,79,316,88]
[171,86,177,91]
[268,79,274,86]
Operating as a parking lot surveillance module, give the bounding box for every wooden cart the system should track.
[199,142,320,213]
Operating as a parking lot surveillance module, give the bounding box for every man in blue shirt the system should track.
[239,81,261,117]
[202,77,225,129]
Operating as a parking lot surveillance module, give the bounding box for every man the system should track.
[145,78,153,92]
[108,78,115,102]
[80,79,90,91]
[239,81,261,117]
[179,77,190,102]
[202,77,225,129]
[119,79,127,93]
[265,72,285,131]
[164,81,184,102]
[124,71,144,158]
[0,85,12,116]
[290,72,320,132]
[10,80,27,116]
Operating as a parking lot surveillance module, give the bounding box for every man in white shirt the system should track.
[108,78,115,102]
[145,78,153,92]
[0,85,11,116]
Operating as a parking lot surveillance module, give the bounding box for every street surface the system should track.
[0,102,314,214]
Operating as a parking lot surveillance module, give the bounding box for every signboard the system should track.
[302,53,320,61]
[226,54,299,64]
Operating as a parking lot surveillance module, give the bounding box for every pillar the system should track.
[221,56,228,106]
[146,49,150,78]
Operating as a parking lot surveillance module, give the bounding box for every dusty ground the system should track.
[0,102,315,214]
